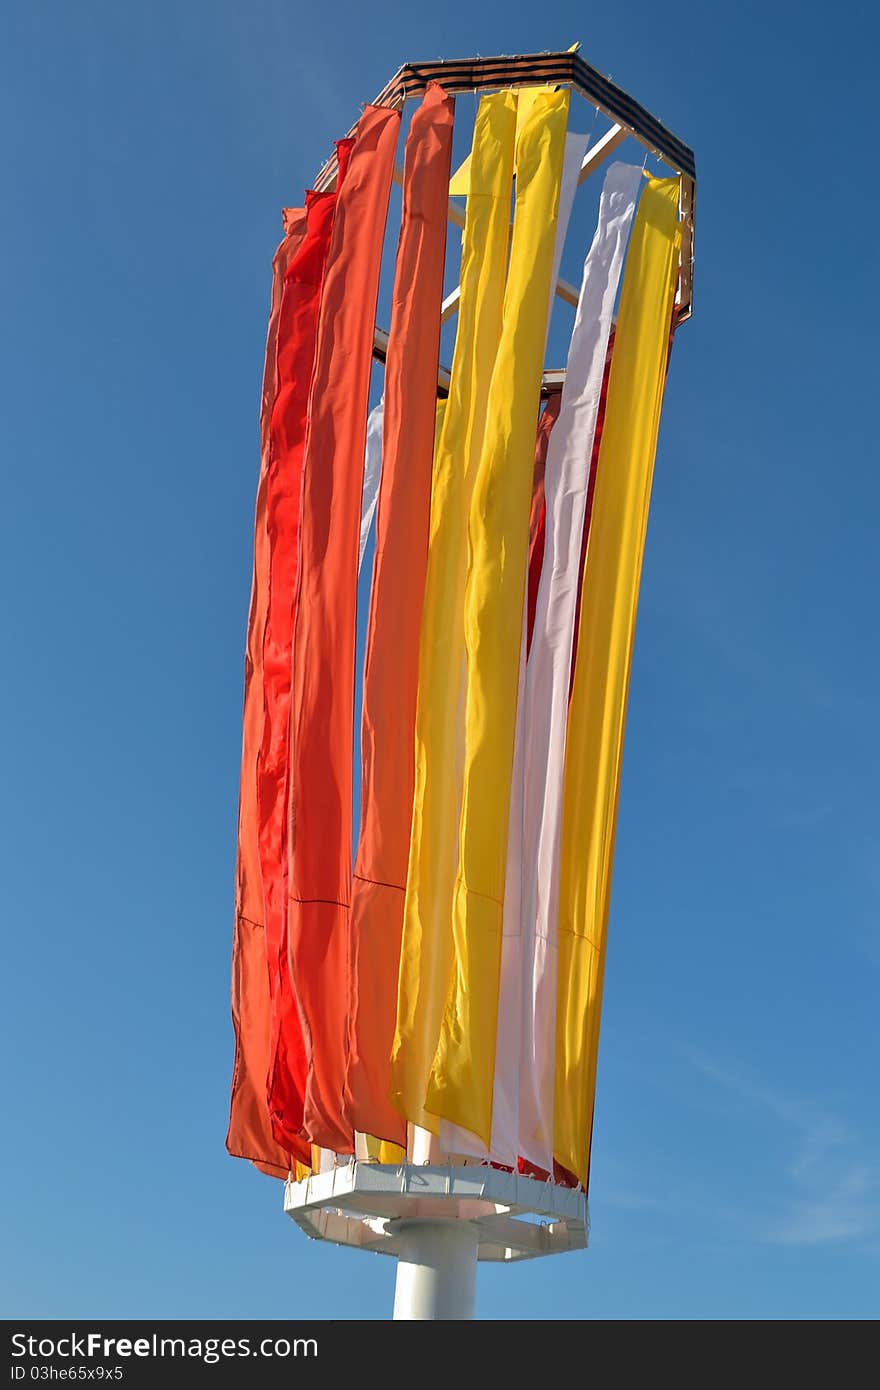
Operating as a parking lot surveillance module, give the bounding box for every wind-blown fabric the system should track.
[227,207,310,1176]
[554,175,681,1185]
[286,104,399,1152]
[345,85,454,1146]
[230,99,683,1191]
[260,156,352,1155]
[358,400,384,573]
[391,91,517,1134]
[570,330,614,701]
[427,90,570,1144]
[439,396,561,1163]
[439,130,583,1162]
[437,131,584,1162]
[546,131,590,334]
[526,395,562,650]
[448,85,555,196]
[434,169,655,1171]
[516,162,642,1171]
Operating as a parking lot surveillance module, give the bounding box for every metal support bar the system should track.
[577,123,628,183]
[440,287,460,325]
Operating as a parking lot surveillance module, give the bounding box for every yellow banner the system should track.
[554,176,681,1184]
[427,90,571,1143]
[390,91,517,1131]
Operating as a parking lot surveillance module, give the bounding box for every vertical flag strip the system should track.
[554,176,681,1185]
[391,91,517,1134]
[438,397,561,1162]
[546,132,590,333]
[358,399,385,573]
[447,85,551,195]
[570,331,615,700]
[260,163,352,1155]
[227,208,310,1174]
[439,131,585,1163]
[527,396,562,649]
[427,90,570,1145]
[286,104,400,1152]
[518,163,642,1172]
[345,85,454,1146]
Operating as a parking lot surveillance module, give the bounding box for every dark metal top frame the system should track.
[313,50,696,322]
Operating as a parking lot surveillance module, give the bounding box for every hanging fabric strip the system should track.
[344,84,454,1147]
[442,165,633,1162]
[439,132,583,1162]
[522,126,589,655]
[260,156,352,1156]
[448,85,552,195]
[517,162,642,1171]
[390,91,517,1134]
[227,207,310,1175]
[546,131,590,331]
[437,131,585,1162]
[427,89,570,1145]
[570,329,615,700]
[554,175,681,1186]
[512,343,613,1194]
[356,1133,408,1164]
[438,397,561,1163]
[271,384,377,1151]
[358,399,385,572]
[527,394,563,650]
[286,104,400,1152]
[343,89,453,1150]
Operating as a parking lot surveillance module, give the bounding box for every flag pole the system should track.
[391,1219,479,1320]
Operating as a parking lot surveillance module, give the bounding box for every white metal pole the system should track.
[392,1219,479,1320]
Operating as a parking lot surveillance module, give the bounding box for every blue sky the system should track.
[2,0,878,1320]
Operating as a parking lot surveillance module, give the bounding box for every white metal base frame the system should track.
[284,1161,588,1318]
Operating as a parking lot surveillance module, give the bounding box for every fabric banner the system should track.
[286,104,400,1151]
[344,84,454,1146]
[554,175,681,1185]
[445,164,635,1167]
[438,396,561,1163]
[390,91,517,1134]
[517,162,642,1171]
[343,89,453,1150]
[438,133,583,1162]
[427,89,570,1144]
[569,330,614,700]
[260,156,353,1155]
[526,395,562,650]
[358,399,384,572]
[227,207,310,1175]
[545,131,589,336]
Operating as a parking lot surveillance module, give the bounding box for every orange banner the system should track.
[227,207,310,1175]
[287,104,400,1151]
[262,146,353,1154]
[344,85,454,1145]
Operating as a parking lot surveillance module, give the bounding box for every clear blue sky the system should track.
[2,0,878,1320]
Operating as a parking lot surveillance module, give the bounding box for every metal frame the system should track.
[284,1161,589,1263]
[311,51,696,385]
